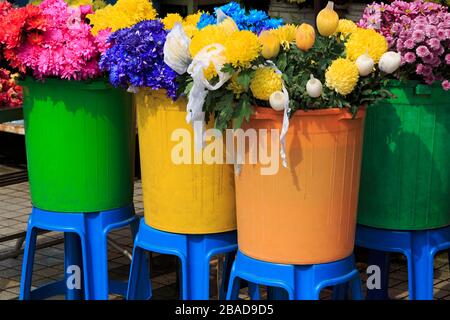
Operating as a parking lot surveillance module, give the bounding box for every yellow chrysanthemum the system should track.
[250,68,283,101]
[189,25,227,80]
[87,0,158,35]
[182,24,199,38]
[227,73,246,96]
[162,13,183,30]
[346,27,388,63]
[178,11,203,37]
[189,25,226,57]
[336,19,357,36]
[225,30,261,69]
[325,58,359,96]
[270,24,297,49]
[184,12,203,27]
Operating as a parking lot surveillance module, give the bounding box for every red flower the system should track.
[28,31,44,45]
[0,68,23,108]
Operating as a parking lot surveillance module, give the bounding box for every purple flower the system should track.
[416,63,424,75]
[404,38,415,49]
[421,65,432,76]
[424,74,435,85]
[421,53,434,65]
[359,0,449,85]
[425,25,437,38]
[426,38,441,51]
[445,54,450,65]
[436,29,446,41]
[412,29,426,43]
[100,20,179,100]
[403,52,416,64]
[414,23,426,31]
[416,45,430,58]
[442,80,450,91]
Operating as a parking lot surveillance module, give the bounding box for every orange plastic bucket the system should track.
[136,89,236,234]
[235,107,366,264]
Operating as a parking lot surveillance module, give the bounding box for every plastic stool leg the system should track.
[19,226,38,300]
[267,287,289,300]
[80,216,109,300]
[128,220,151,300]
[366,249,390,300]
[248,283,260,300]
[219,252,235,300]
[182,238,210,300]
[64,233,83,300]
[332,283,349,300]
[350,276,363,300]
[407,239,434,300]
[448,250,450,273]
[226,274,241,300]
[127,246,152,300]
[294,269,319,300]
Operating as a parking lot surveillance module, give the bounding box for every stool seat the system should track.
[356,224,450,300]
[127,219,238,300]
[20,206,150,300]
[226,251,362,300]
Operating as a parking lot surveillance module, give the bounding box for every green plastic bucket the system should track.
[358,81,450,230]
[22,78,135,213]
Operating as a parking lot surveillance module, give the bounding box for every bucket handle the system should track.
[415,84,432,95]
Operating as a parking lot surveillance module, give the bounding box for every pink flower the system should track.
[421,65,432,76]
[403,52,416,64]
[14,0,103,80]
[424,74,435,85]
[445,54,450,65]
[414,23,426,31]
[404,38,415,49]
[416,63,424,75]
[95,29,111,54]
[436,29,446,40]
[412,29,425,43]
[416,45,430,58]
[425,25,437,38]
[442,80,450,91]
[426,38,441,51]
[358,0,449,85]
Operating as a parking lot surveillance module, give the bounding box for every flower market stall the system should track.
[0,0,448,302]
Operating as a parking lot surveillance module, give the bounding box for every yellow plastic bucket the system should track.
[136,89,236,234]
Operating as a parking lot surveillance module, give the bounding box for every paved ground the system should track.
[0,180,449,300]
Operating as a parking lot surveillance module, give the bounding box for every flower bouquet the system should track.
[356,0,450,230]
[0,0,152,213]
[164,1,401,264]
[99,10,237,234]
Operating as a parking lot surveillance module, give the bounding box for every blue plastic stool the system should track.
[19,206,150,300]
[356,224,450,300]
[226,251,362,300]
[127,219,238,300]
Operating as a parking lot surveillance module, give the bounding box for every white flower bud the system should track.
[306,74,323,98]
[379,51,401,74]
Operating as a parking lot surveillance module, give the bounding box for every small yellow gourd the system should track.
[295,23,316,52]
[316,1,339,37]
[259,31,281,59]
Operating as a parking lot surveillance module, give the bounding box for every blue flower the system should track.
[197,13,216,29]
[196,1,284,34]
[100,20,178,100]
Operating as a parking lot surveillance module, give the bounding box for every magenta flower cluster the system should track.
[359,0,450,90]
[6,0,108,81]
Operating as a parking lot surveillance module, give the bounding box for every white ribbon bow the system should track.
[186,44,232,150]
